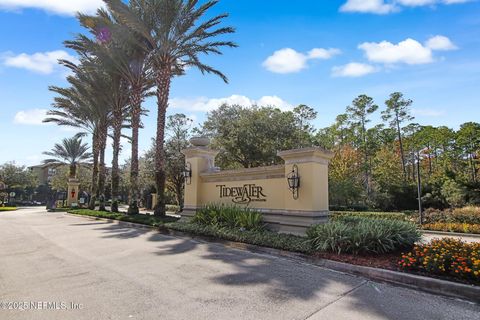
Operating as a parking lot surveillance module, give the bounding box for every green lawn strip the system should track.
[0,207,18,211]
[164,222,311,254]
[68,209,178,226]
[67,209,311,254]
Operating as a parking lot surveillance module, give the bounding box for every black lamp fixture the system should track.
[183,162,192,185]
[287,164,300,200]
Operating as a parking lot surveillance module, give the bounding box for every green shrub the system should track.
[419,206,480,225]
[307,217,421,255]
[192,204,264,231]
[166,204,180,213]
[332,211,407,221]
[166,222,311,254]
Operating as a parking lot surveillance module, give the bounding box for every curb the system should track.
[309,259,480,303]
[65,213,480,303]
[422,230,480,239]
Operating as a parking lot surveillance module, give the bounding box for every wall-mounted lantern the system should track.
[287,164,300,199]
[183,162,192,185]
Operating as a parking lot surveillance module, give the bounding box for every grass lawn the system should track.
[68,209,179,226]
[0,207,18,211]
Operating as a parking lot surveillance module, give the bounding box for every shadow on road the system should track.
[67,218,479,319]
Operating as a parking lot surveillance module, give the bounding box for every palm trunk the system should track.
[128,86,142,215]
[98,124,108,212]
[69,164,77,179]
[111,108,122,213]
[89,132,99,210]
[154,66,172,217]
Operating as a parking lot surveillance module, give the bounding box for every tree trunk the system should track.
[88,133,99,210]
[154,66,172,217]
[128,86,142,215]
[362,122,370,199]
[111,108,122,213]
[427,143,432,176]
[98,124,108,212]
[396,117,407,180]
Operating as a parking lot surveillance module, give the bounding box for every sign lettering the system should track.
[216,184,267,204]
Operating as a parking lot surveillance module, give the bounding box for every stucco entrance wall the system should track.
[182,146,333,234]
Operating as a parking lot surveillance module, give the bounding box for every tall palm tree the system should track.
[105,0,237,216]
[75,10,153,214]
[45,60,112,211]
[43,135,92,179]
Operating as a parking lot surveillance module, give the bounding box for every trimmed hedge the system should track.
[307,216,421,255]
[420,207,480,225]
[332,211,407,221]
[68,209,178,226]
[166,222,311,254]
[423,222,480,234]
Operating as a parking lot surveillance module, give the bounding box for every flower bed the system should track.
[423,222,480,234]
[398,238,480,284]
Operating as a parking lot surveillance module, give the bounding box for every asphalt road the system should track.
[1,208,479,320]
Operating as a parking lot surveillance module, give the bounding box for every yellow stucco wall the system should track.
[183,147,333,213]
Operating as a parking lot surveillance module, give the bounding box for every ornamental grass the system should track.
[398,238,480,283]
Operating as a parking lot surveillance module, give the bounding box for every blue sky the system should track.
[0,0,479,166]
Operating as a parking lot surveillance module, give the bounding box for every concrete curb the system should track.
[422,229,480,238]
[65,213,480,303]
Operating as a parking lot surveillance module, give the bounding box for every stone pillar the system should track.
[277,147,334,233]
[182,140,219,218]
[67,178,80,207]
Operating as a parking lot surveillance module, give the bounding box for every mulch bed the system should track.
[313,251,401,271]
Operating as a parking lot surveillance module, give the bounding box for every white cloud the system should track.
[263,47,340,74]
[332,63,378,77]
[397,0,436,6]
[340,0,397,14]
[13,109,49,125]
[307,48,342,59]
[0,0,104,16]
[340,0,472,14]
[358,36,456,65]
[170,95,292,112]
[256,96,292,110]
[412,108,446,117]
[426,35,458,51]
[359,38,433,65]
[2,50,78,74]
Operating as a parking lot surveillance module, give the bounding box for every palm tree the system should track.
[45,60,112,211]
[105,0,237,216]
[75,10,153,214]
[43,135,92,179]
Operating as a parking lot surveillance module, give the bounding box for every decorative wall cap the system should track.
[182,147,220,158]
[200,164,285,179]
[277,147,334,162]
